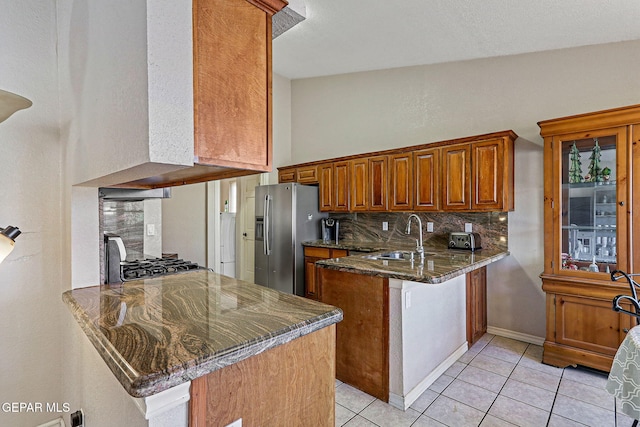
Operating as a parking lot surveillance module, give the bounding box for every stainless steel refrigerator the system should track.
[254,183,327,296]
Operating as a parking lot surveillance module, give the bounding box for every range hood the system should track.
[99,187,171,201]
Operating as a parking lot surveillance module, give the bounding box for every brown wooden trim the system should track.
[542,341,615,372]
[539,104,640,137]
[244,0,288,15]
[278,130,518,170]
[189,376,208,427]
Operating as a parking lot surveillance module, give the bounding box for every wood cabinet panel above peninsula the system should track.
[278,130,517,213]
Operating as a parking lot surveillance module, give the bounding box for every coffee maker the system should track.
[321,218,339,244]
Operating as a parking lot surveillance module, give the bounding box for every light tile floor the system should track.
[335,334,636,427]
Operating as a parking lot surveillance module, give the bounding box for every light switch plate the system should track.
[147,224,156,236]
[464,223,473,233]
[382,222,388,231]
[427,222,434,232]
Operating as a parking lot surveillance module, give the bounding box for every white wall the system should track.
[61,0,194,187]
[270,73,293,183]
[162,183,208,266]
[0,3,65,426]
[287,40,640,338]
[56,2,192,426]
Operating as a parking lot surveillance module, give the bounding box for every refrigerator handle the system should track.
[264,194,271,256]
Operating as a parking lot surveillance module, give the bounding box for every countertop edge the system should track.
[128,309,343,397]
[63,290,343,398]
[315,251,509,284]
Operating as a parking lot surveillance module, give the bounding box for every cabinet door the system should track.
[297,165,318,184]
[466,267,487,346]
[318,164,333,212]
[278,167,296,183]
[471,139,504,210]
[304,256,322,300]
[555,294,632,356]
[334,161,350,212]
[389,153,413,211]
[369,156,388,211]
[193,0,281,171]
[414,148,440,211]
[350,159,369,212]
[548,127,628,276]
[442,144,471,210]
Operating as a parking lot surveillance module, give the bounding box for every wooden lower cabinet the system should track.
[189,325,336,427]
[542,276,634,372]
[304,246,349,300]
[318,268,389,402]
[466,267,487,346]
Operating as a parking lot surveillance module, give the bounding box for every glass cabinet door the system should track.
[559,129,626,275]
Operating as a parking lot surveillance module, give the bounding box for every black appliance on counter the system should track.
[104,233,202,283]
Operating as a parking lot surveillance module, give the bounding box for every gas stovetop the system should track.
[120,257,203,281]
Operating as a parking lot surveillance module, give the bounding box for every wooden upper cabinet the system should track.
[279,130,517,213]
[334,161,350,212]
[472,138,508,211]
[350,158,369,211]
[114,0,287,189]
[297,165,318,184]
[319,161,349,212]
[193,0,285,170]
[389,153,413,211]
[318,164,334,212]
[414,148,440,211]
[278,167,296,183]
[369,156,388,211]
[442,144,471,210]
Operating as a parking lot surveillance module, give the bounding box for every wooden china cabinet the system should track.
[539,104,640,372]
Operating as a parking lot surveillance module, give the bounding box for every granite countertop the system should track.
[305,240,508,284]
[302,240,387,253]
[62,270,342,398]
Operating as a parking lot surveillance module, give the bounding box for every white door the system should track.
[237,174,262,282]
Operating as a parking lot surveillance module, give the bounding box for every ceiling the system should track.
[272,0,640,79]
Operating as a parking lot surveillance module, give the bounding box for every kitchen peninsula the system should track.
[63,270,342,426]
[307,241,507,410]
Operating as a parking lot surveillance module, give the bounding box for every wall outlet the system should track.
[405,291,412,309]
[225,419,242,427]
[464,223,473,232]
[426,222,434,232]
[147,224,156,236]
[382,221,388,231]
[70,409,84,427]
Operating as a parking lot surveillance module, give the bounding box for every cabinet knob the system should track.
[620,201,625,206]
[624,328,630,333]
[242,232,247,237]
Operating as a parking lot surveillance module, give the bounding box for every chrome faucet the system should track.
[405,214,424,261]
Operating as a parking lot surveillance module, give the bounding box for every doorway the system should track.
[237,174,264,282]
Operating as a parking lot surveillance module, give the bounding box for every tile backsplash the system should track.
[101,200,145,259]
[330,211,508,251]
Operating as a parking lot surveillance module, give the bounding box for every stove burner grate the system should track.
[120,257,202,281]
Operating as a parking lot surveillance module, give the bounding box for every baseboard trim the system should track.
[388,342,468,411]
[487,326,545,346]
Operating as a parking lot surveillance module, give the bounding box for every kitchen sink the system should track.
[362,250,436,261]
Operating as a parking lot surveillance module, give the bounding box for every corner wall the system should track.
[0,2,64,426]
[288,39,640,338]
